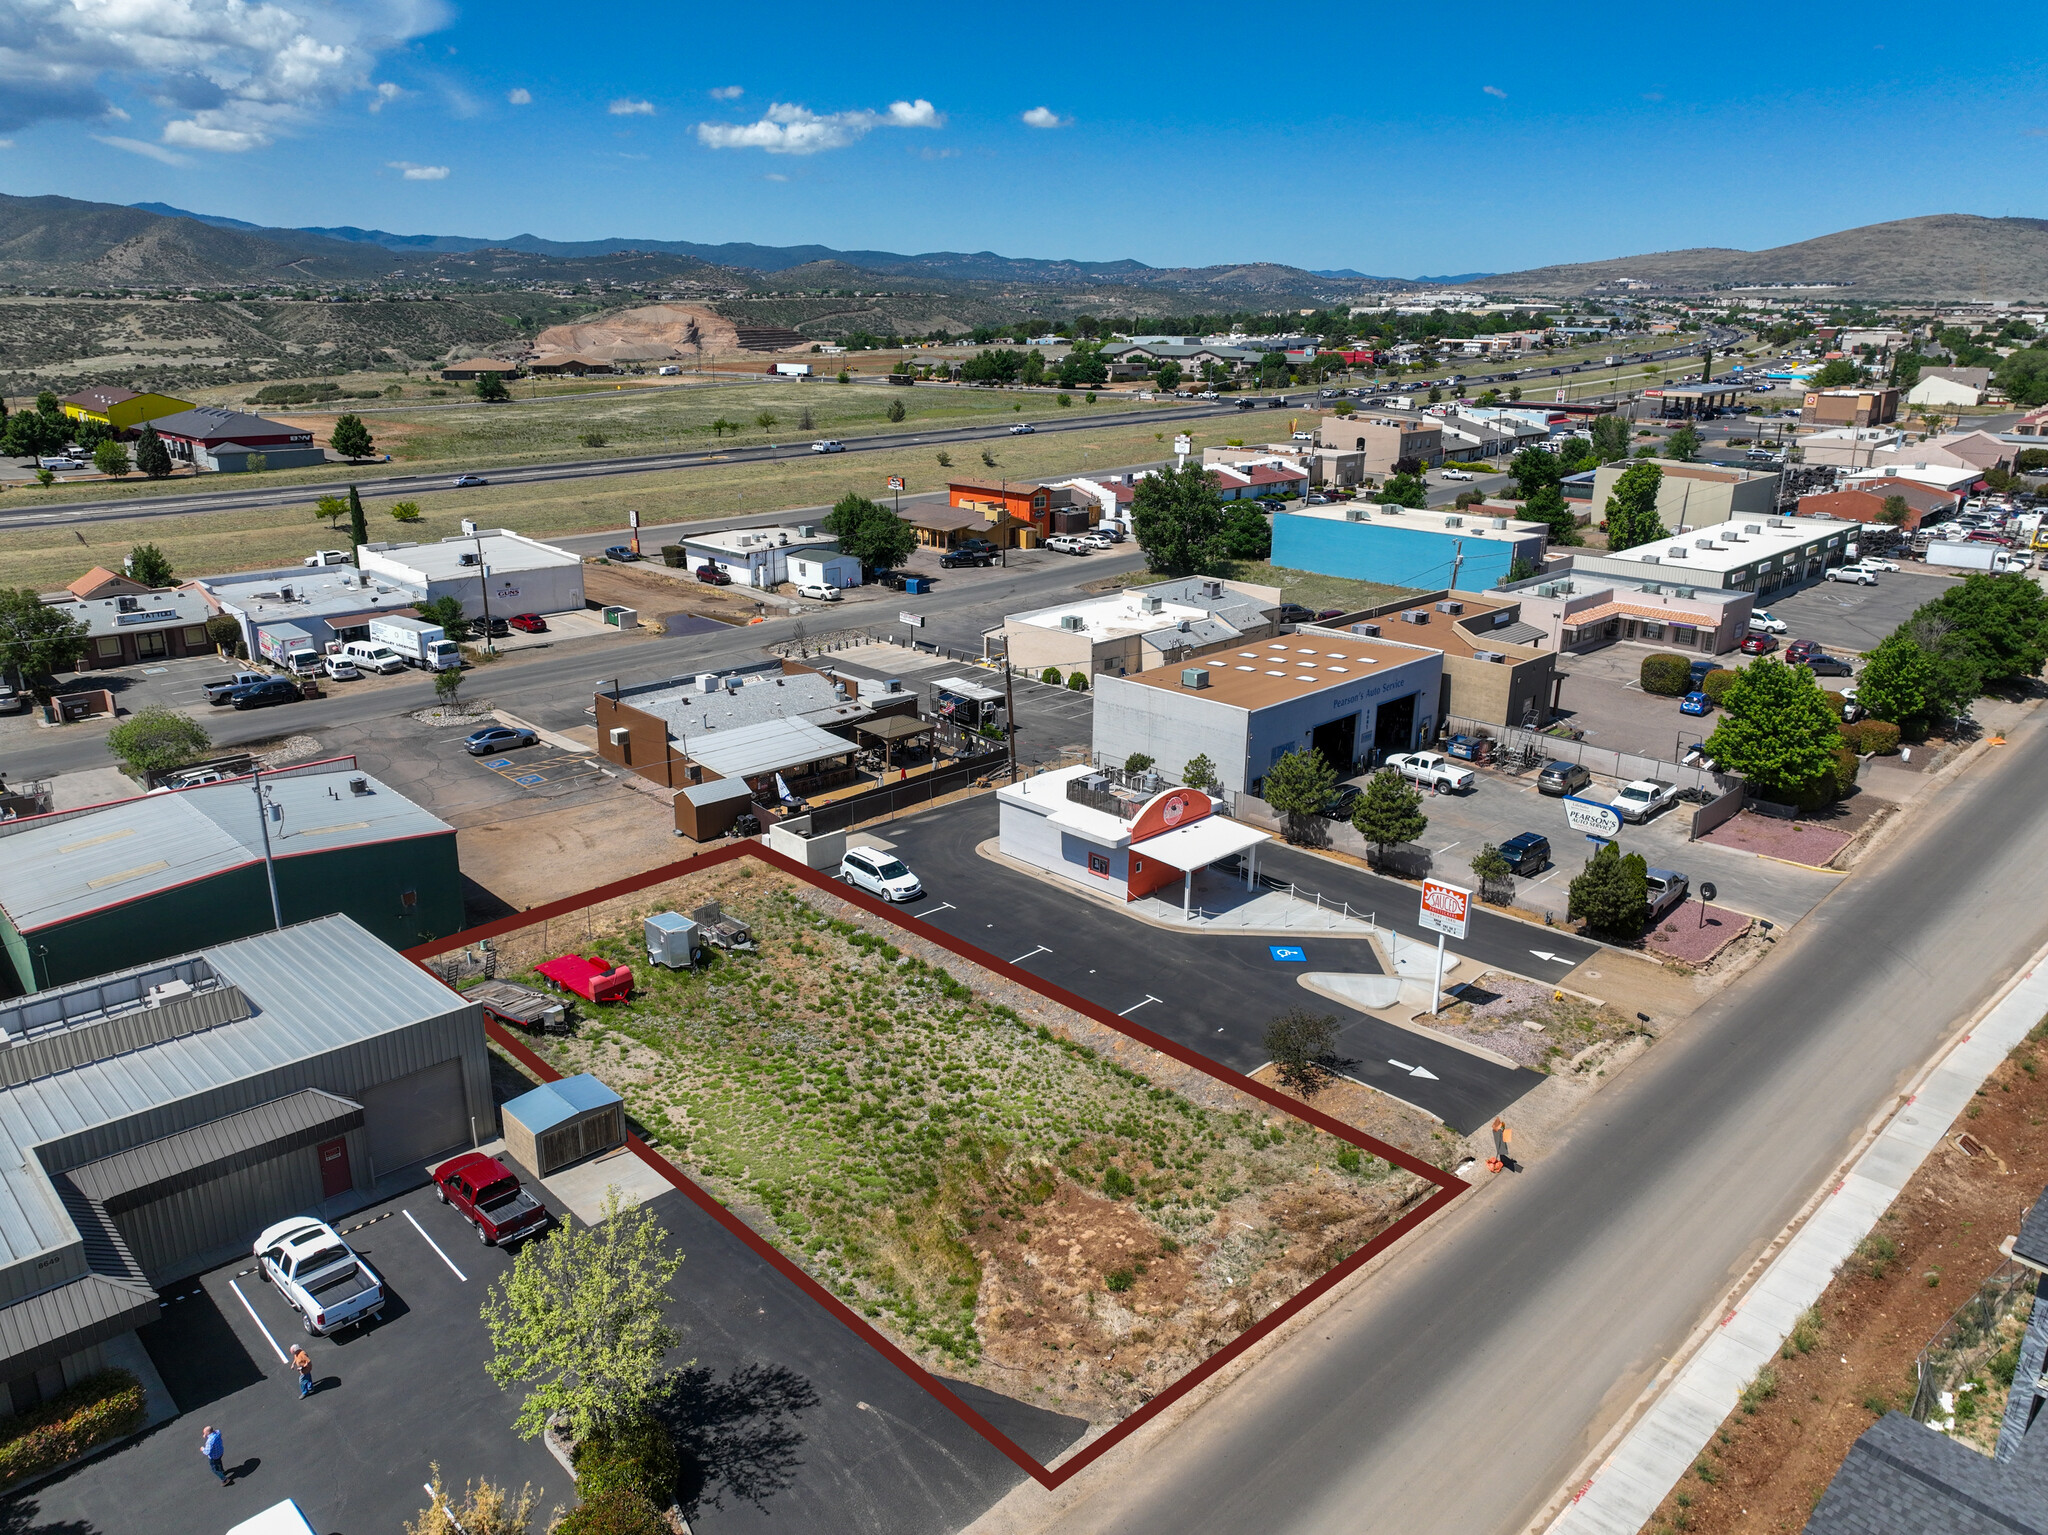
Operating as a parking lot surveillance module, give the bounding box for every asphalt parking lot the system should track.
[21,1163,1080,1535]
[1753,567,1959,655]
[878,796,1555,1131]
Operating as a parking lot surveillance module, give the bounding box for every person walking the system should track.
[290,1345,314,1399]
[201,1424,230,1485]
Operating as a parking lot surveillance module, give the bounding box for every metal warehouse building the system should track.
[0,916,489,1419]
[0,762,461,996]
[1091,632,1443,798]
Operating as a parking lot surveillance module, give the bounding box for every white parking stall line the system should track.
[1118,995,1164,1017]
[1009,945,1052,966]
[228,1278,289,1364]
[912,902,956,918]
[404,1208,469,1282]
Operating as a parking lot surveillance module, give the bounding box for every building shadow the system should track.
[138,1287,265,1412]
[0,1495,97,1535]
[459,873,520,925]
[653,1362,820,1519]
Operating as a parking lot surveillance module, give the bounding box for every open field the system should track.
[0,417,1201,590]
[482,861,1431,1425]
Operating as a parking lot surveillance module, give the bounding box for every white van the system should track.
[340,641,407,675]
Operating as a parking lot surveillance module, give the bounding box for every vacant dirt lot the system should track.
[1641,1016,2048,1535]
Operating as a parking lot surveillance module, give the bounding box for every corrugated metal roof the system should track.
[681,777,757,808]
[0,771,452,933]
[68,1089,363,1213]
[503,1073,619,1136]
[686,717,859,780]
[0,915,464,1270]
[0,1274,161,1378]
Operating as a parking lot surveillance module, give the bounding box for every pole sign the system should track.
[899,612,925,628]
[1562,795,1623,838]
[886,476,905,491]
[1418,879,1471,940]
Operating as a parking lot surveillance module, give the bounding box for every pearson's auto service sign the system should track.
[1418,879,1472,940]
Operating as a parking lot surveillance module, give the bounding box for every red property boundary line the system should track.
[405,840,1464,1489]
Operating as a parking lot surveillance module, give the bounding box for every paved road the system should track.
[879,797,1549,1132]
[1012,704,2048,1535]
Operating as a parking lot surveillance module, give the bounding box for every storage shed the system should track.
[502,1075,625,1176]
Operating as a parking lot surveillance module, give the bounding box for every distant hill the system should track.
[1313,268,1495,283]
[1477,215,2048,299]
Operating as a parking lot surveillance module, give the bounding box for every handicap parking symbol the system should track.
[514,773,545,786]
[484,757,513,769]
[1268,945,1307,963]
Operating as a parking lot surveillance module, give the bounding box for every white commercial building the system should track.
[1571,514,1861,595]
[677,525,845,589]
[356,530,585,621]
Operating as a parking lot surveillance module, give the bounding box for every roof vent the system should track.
[1181,667,1210,689]
[1177,619,1191,633]
[725,676,743,692]
[1351,622,1381,636]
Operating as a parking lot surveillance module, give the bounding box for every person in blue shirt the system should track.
[201,1424,230,1485]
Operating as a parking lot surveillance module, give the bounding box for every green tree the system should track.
[435,667,464,707]
[1665,424,1701,462]
[887,398,906,423]
[245,451,268,473]
[1380,472,1429,508]
[0,403,69,458]
[578,431,607,449]
[481,1187,684,1442]
[1522,481,1581,546]
[417,594,472,642]
[347,484,369,555]
[330,414,374,461]
[1220,501,1272,559]
[126,544,174,588]
[1856,632,1934,727]
[1602,462,1668,552]
[1876,494,1910,526]
[1154,361,1184,393]
[1703,657,1843,803]
[1994,347,2048,408]
[1589,414,1630,464]
[1123,752,1155,773]
[205,612,241,653]
[1130,462,1228,577]
[1918,573,2048,686]
[754,410,778,433]
[1041,666,1061,684]
[1470,843,1514,905]
[1182,753,1219,791]
[93,439,130,476]
[1811,358,1861,388]
[1260,747,1338,842]
[1568,840,1650,938]
[1509,446,1562,499]
[105,706,210,780]
[475,372,511,402]
[1350,767,1427,867]
[823,491,918,573]
[1262,1007,1340,1101]
[315,494,350,531]
[0,587,90,691]
[391,499,423,522]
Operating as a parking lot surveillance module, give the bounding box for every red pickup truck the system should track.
[432,1152,555,1245]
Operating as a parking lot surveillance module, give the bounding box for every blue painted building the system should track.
[1271,505,1550,593]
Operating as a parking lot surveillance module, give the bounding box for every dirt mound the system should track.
[531,303,741,362]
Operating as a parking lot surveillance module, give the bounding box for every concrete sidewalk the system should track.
[1546,943,2048,1535]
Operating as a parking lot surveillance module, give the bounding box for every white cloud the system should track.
[93,133,189,165]
[764,172,787,181]
[507,87,531,105]
[0,0,448,148]
[609,96,655,116]
[388,160,448,180]
[0,139,13,149]
[1482,84,1507,99]
[1020,106,1069,129]
[696,97,944,155]
[368,82,404,113]
[709,85,743,100]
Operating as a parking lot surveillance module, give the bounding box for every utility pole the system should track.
[1003,659,1017,781]
[472,530,497,656]
[252,763,283,930]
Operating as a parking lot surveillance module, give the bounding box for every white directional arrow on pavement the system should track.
[1386,1060,1440,1080]
[1530,950,1573,963]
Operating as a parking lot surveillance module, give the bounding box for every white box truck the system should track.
[257,623,321,676]
[1925,542,2007,573]
[367,615,461,670]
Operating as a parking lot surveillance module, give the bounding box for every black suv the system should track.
[1499,832,1551,874]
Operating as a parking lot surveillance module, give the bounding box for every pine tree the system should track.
[1568,840,1650,938]
[134,424,173,478]
[1261,748,1338,842]
[347,484,369,557]
[1350,768,1427,868]
[330,413,374,462]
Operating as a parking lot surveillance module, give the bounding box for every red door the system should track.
[317,1137,351,1199]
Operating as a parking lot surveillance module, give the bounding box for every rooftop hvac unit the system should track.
[1535,583,1558,597]
[1181,667,1210,689]
[1351,622,1381,636]
[1060,614,1084,631]
[1673,586,1695,598]
[883,678,903,692]
[1492,517,1508,529]
[1201,580,1223,597]
[1668,547,1689,559]
[145,978,195,1008]
[609,726,630,746]
[1696,539,1718,549]
[798,525,818,538]
[1177,619,1192,633]
[698,673,718,692]
[724,676,743,693]
[459,552,480,566]
[1473,650,1506,663]
[1743,523,1762,533]
[1641,583,1662,596]
[1140,595,1164,614]
[1641,554,1662,564]
[279,585,293,601]
[1444,515,1463,527]
[348,776,370,795]
[1435,601,1463,614]
[1350,506,1371,521]
[1401,610,1430,624]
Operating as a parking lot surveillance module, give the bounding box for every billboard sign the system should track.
[1562,795,1623,839]
[1418,879,1471,940]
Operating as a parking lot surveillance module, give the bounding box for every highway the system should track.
[1008,702,2048,1534]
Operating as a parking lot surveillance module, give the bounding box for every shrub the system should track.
[390,500,423,522]
[578,431,608,449]
[1124,753,1155,774]
[553,1488,669,1535]
[572,1415,678,1508]
[1067,671,1088,691]
[1699,667,1739,704]
[1041,666,1062,685]
[1849,719,1900,755]
[1739,1365,1778,1414]
[0,1369,146,1489]
[1335,1146,1362,1173]
[1104,1266,1136,1292]
[1639,652,1692,696]
[1101,1167,1135,1198]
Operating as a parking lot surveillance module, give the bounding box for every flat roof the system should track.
[0,770,451,934]
[199,566,420,623]
[625,670,867,736]
[43,588,211,639]
[1599,515,1860,575]
[681,525,837,557]
[1111,634,1436,711]
[359,531,579,581]
[0,915,466,1269]
[1133,816,1269,869]
[1283,504,1548,540]
[688,716,858,780]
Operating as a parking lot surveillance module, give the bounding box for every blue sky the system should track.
[1,0,2042,275]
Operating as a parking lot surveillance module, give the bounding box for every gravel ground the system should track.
[1702,810,1854,867]
[1642,900,1753,966]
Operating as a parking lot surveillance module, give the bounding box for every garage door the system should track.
[363,1059,467,1177]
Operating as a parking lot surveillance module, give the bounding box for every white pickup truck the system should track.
[1612,778,1679,823]
[1382,751,1476,793]
[254,1218,385,1337]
